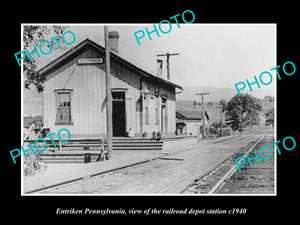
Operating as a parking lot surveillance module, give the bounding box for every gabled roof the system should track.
[176,110,205,120]
[38,38,183,90]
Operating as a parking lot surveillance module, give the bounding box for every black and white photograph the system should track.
[21,24,276,195]
[4,5,298,221]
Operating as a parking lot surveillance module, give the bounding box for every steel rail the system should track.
[207,135,265,194]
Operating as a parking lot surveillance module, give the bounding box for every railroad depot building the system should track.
[37,33,183,138]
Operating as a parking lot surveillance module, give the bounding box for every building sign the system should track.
[77,58,103,64]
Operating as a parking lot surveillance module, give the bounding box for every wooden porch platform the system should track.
[24,135,197,163]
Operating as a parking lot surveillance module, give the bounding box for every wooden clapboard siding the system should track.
[110,60,142,135]
[136,79,176,137]
[44,47,143,137]
[43,43,177,138]
[43,48,106,136]
[167,100,176,135]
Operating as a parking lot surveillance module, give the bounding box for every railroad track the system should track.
[27,134,274,194]
[183,135,275,194]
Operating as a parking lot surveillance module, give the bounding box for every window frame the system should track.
[54,89,73,125]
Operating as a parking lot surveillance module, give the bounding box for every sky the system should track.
[23,23,276,116]
[70,24,276,88]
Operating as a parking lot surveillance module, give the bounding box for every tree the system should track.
[207,121,231,138]
[23,25,68,92]
[23,26,68,176]
[265,108,274,128]
[225,94,262,134]
[219,99,227,112]
[247,110,261,132]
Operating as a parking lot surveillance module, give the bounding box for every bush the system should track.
[207,122,231,138]
[24,158,47,176]
[222,127,231,136]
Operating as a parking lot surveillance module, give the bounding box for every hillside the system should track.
[177,85,275,102]
[176,98,275,126]
[176,100,225,124]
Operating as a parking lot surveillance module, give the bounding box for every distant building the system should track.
[176,110,209,137]
[264,96,274,102]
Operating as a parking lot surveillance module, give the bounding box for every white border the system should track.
[21,23,277,196]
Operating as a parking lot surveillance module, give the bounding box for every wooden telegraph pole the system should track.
[196,92,210,139]
[156,53,179,79]
[104,26,113,159]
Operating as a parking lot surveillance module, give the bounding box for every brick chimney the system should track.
[108,31,120,53]
[157,59,163,77]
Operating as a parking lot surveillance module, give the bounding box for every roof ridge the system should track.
[37,38,182,90]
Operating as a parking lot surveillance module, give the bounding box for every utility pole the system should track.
[156,53,179,80]
[104,26,113,159]
[217,106,223,137]
[196,92,210,139]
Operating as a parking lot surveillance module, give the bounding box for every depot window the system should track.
[54,89,73,124]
